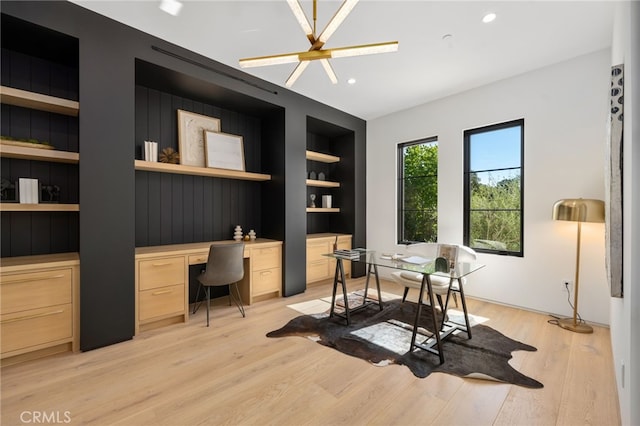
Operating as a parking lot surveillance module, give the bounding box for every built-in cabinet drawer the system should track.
[307,260,330,283]
[1,304,73,354]
[137,255,186,329]
[0,254,79,363]
[252,268,281,295]
[139,256,184,290]
[1,269,72,314]
[249,245,281,298]
[188,253,208,265]
[139,284,185,322]
[251,247,280,271]
[307,240,330,261]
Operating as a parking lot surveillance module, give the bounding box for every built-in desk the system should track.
[135,239,282,333]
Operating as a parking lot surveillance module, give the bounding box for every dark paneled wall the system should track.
[134,86,265,246]
[1,22,79,258]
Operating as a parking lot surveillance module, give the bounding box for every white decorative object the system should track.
[18,178,39,203]
[144,141,158,162]
[248,229,256,240]
[204,131,245,171]
[322,195,332,208]
[309,194,316,208]
[233,225,243,241]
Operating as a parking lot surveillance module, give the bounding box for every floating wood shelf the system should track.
[0,141,79,164]
[0,86,79,117]
[306,179,340,188]
[306,150,340,163]
[0,203,79,212]
[134,160,271,181]
[306,207,340,213]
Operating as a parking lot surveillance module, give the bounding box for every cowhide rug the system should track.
[267,298,543,388]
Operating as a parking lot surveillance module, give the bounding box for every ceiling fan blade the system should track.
[286,0,314,43]
[315,0,359,48]
[320,59,338,84]
[285,61,310,87]
[239,41,398,69]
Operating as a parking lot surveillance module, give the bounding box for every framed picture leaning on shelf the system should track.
[204,130,245,171]
[177,109,221,167]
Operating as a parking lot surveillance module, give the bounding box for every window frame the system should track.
[397,136,438,245]
[463,119,524,257]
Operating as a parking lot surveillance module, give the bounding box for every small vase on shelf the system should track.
[233,225,243,241]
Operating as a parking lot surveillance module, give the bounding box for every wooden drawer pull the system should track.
[152,289,173,296]
[260,271,272,276]
[151,262,172,267]
[1,309,64,323]
[5,274,66,284]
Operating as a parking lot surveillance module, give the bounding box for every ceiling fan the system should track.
[238,0,398,87]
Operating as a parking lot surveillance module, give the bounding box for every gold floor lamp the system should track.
[552,198,605,333]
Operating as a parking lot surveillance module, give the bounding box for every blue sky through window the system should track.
[470,125,521,185]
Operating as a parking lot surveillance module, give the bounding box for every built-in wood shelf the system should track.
[306,150,340,163]
[134,160,271,181]
[0,203,79,212]
[306,179,340,188]
[306,207,340,213]
[0,141,79,164]
[0,86,79,117]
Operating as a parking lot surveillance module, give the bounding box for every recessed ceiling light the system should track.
[160,0,183,16]
[482,13,497,23]
[347,78,356,85]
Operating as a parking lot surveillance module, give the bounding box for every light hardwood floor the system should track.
[1,278,620,426]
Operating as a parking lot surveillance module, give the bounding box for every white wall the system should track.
[367,49,612,325]
[609,2,639,425]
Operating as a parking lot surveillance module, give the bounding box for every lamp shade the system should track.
[552,199,605,223]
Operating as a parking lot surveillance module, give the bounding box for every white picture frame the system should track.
[177,109,221,167]
[204,130,245,171]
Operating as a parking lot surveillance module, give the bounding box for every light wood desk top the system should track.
[1,252,80,273]
[135,239,281,262]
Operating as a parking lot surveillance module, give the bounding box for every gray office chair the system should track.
[192,242,245,327]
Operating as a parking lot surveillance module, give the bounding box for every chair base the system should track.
[192,282,245,327]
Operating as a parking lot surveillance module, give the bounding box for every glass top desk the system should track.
[325,249,485,364]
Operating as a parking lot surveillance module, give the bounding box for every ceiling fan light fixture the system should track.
[239,0,396,87]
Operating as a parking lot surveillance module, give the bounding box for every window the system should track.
[464,119,523,256]
[398,137,438,244]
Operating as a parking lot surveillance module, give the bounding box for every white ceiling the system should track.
[70,0,615,120]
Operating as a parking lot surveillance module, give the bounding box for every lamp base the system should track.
[557,318,593,333]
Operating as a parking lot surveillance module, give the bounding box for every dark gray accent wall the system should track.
[1,0,366,350]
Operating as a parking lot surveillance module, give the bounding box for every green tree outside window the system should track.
[398,139,438,243]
